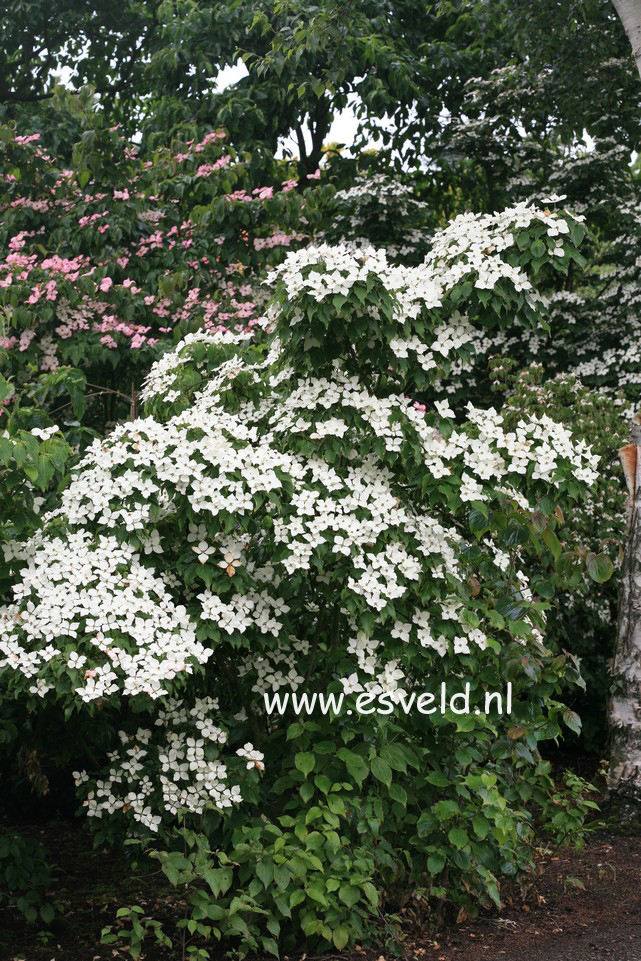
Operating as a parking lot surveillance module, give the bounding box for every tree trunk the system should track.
[609,423,641,798]
[612,0,641,80]
[610,0,641,797]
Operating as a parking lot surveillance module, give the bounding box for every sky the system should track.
[214,60,369,160]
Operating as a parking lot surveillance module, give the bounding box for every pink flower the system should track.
[27,286,43,304]
[306,168,321,180]
[99,277,113,292]
[193,131,226,152]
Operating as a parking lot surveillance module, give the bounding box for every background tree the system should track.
[613,0,641,79]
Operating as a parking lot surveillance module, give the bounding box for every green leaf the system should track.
[204,867,233,896]
[337,747,368,784]
[0,374,12,403]
[486,879,501,908]
[448,827,469,850]
[299,781,314,803]
[380,744,408,772]
[274,864,292,891]
[542,527,562,560]
[0,437,13,465]
[289,888,305,908]
[333,925,350,950]
[314,773,331,794]
[338,884,360,908]
[472,815,490,840]
[432,799,460,821]
[389,782,407,805]
[262,936,279,957]
[22,464,39,483]
[36,454,55,491]
[305,880,327,905]
[370,756,392,787]
[469,508,490,537]
[39,903,55,925]
[425,770,449,788]
[294,752,315,778]
[562,708,582,735]
[256,860,273,886]
[585,551,614,583]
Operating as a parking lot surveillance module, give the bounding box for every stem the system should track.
[85,382,136,405]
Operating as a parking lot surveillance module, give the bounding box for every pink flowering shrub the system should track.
[0,122,324,429]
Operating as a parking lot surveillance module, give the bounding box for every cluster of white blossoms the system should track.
[389,313,476,372]
[199,587,290,638]
[321,173,434,259]
[348,543,423,611]
[423,202,579,295]
[140,328,256,403]
[463,403,599,486]
[268,242,424,305]
[0,531,211,700]
[74,698,260,832]
[425,153,641,403]
[238,640,308,696]
[331,174,427,219]
[271,203,579,337]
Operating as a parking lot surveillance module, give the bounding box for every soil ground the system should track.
[1,819,640,961]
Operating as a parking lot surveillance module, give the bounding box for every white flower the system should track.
[435,399,455,418]
[236,743,265,771]
[30,426,58,440]
[340,672,364,695]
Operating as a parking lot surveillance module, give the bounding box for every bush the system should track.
[0,202,603,955]
[0,114,327,435]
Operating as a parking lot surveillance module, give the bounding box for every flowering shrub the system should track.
[318,171,435,262]
[435,67,641,401]
[0,202,603,955]
[0,118,325,432]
